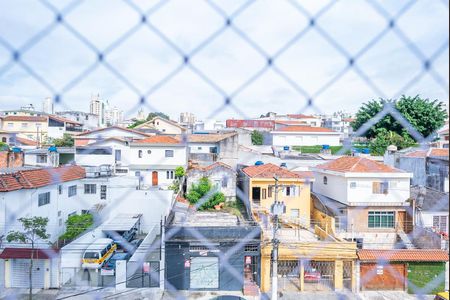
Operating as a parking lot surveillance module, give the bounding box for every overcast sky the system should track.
[0,0,448,121]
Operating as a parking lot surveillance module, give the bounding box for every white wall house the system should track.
[135,116,187,135]
[128,136,188,188]
[271,126,341,147]
[73,126,152,147]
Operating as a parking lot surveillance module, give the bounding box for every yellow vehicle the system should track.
[82,238,117,269]
[435,292,449,300]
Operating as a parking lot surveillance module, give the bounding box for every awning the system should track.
[358,249,449,262]
[0,248,59,259]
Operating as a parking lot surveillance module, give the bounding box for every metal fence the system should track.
[0,0,448,299]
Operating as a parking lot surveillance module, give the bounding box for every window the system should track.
[58,185,63,194]
[21,123,28,128]
[166,171,174,179]
[59,219,62,226]
[165,150,174,157]
[285,186,291,196]
[147,150,152,154]
[433,215,448,233]
[222,177,228,188]
[68,185,77,197]
[84,184,97,194]
[350,182,357,188]
[115,169,128,173]
[268,186,273,198]
[115,149,121,162]
[197,147,202,150]
[138,150,143,158]
[1,137,6,143]
[262,189,267,199]
[372,182,389,194]
[37,155,47,163]
[100,185,107,200]
[291,209,300,218]
[368,211,395,228]
[7,123,13,128]
[38,192,50,206]
[323,176,328,185]
[57,210,62,217]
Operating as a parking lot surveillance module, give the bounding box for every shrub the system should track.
[175,166,185,179]
[186,190,201,204]
[60,213,93,241]
[199,192,226,210]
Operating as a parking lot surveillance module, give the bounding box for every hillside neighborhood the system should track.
[0,96,448,300]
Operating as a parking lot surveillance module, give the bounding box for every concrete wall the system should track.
[272,132,341,147]
[312,173,348,204]
[129,146,187,167]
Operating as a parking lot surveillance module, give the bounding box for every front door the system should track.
[152,171,158,186]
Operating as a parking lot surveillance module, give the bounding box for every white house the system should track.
[311,156,413,249]
[411,186,449,235]
[271,126,341,147]
[135,116,187,135]
[73,126,152,147]
[129,135,188,188]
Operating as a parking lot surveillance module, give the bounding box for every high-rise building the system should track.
[179,112,196,126]
[42,97,54,114]
[137,107,146,121]
[105,106,124,126]
[89,94,105,127]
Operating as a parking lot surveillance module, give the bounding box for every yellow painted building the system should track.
[240,163,358,293]
[0,115,48,142]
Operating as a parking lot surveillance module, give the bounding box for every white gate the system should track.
[11,259,46,288]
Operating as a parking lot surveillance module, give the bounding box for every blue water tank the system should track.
[362,148,370,154]
[255,161,264,166]
[283,146,289,151]
[322,144,330,150]
[11,147,22,153]
[48,146,58,152]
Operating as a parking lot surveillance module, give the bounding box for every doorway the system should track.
[152,171,158,186]
[252,187,261,205]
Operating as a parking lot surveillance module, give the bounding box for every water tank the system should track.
[255,161,264,166]
[11,147,22,153]
[283,146,290,151]
[322,145,330,150]
[362,148,370,154]
[48,145,58,152]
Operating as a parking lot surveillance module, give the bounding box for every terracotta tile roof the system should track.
[15,137,37,146]
[274,120,308,125]
[75,126,152,137]
[342,118,355,122]
[292,171,314,178]
[133,135,180,144]
[0,248,59,259]
[0,115,47,122]
[0,165,85,192]
[242,163,303,179]
[405,150,428,158]
[358,249,449,262]
[315,156,404,173]
[287,114,318,119]
[275,126,337,133]
[189,162,234,173]
[429,148,449,157]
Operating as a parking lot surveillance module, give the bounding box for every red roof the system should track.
[134,135,180,144]
[242,163,303,179]
[16,137,37,146]
[405,148,449,158]
[275,126,336,133]
[292,171,314,178]
[0,248,59,259]
[287,114,317,119]
[48,115,82,126]
[315,157,404,173]
[226,119,274,129]
[189,162,234,173]
[0,165,85,192]
[358,249,449,262]
[274,120,308,125]
[0,115,47,122]
[430,148,449,157]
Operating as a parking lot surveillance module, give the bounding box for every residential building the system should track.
[240,163,313,226]
[181,132,239,168]
[285,114,322,127]
[164,201,261,294]
[435,122,449,148]
[311,156,414,249]
[129,135,188,188]
[0,115,48,143]
[226,119,275,131]
[135,116,187,135]
[73,126,152,147]
[187,162,236,201]
[179,112,196,129]
[411,186,449,235]
[42,97,54,114]
[56,111,100,130]
[104,105,124,126]
[24,147,75,167]
[0,148,24,169]
[271,126,341,148]
[89,94,106,127]
[238,163,357,293]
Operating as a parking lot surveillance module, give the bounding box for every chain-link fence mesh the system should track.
[0,0,448,299]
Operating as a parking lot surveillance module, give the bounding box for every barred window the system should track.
[38,192,50,206]
[68,185,77,197]
[368,211,395,228]
[84,184,97,194]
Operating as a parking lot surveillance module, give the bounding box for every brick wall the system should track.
[0,151,24,169]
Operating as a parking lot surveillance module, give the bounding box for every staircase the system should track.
[397,229,416,249]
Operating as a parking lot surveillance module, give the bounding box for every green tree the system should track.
[352,95,448,139]
[251,130,264,145]
[199,192,226,210]
[51,133,74,147]
[185,177,212,205]
[369,129,416,156]
[0,142,8,151]
[128,119,147,129]
[175,166,185,179]
[60,213,93,241]
[6,217,49,300]
[146,112,169,121]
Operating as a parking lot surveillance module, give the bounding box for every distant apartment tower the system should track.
[42,97,54,114]
[137,108,146,121]
[89,94,105,127]
[56,111,100,130]
[179,112,196,128]
[105,106,124,126]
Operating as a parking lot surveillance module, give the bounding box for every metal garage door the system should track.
[11,259,46,288]
[190,257,219,289]
[360,263,406,291]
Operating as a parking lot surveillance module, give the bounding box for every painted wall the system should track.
[272,132,341,147]
[128,145,187,167]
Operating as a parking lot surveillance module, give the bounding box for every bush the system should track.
[185,177,212,205]
[251,130,264,145]
[199,192,226,210]
[175,166,185,178]
[60,213,93,241]
[186,190,202,204]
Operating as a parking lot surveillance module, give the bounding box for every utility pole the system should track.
[271,176,285,300]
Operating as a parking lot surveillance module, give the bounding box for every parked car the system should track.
[304,268,321,282]
[103,252,131,270]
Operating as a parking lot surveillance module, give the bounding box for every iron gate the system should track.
[303,261,335,292]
